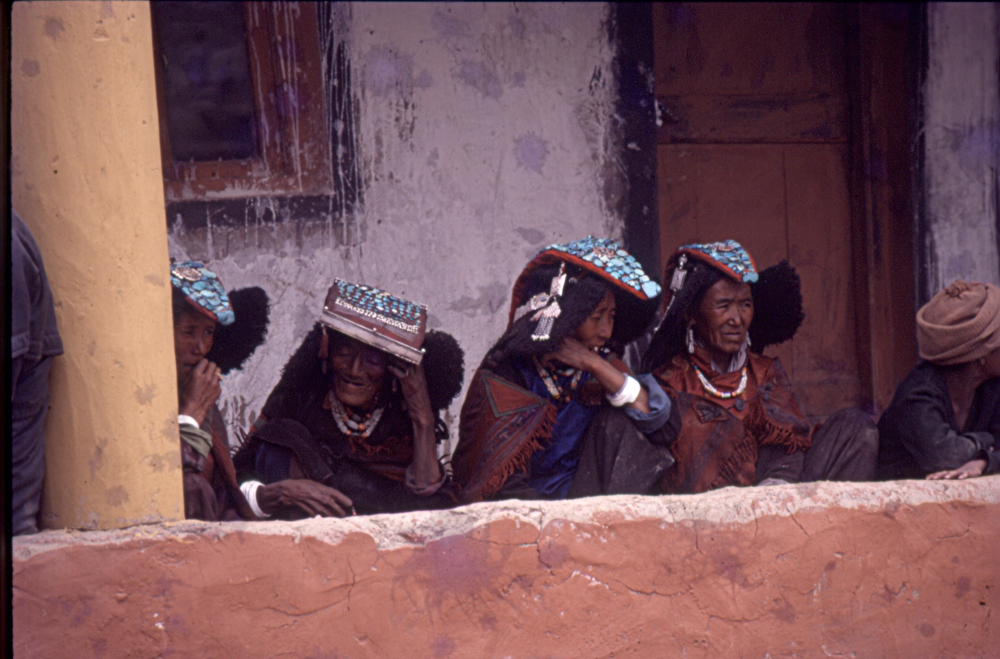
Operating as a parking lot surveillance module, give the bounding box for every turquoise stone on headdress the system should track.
[677,239,759,283]
[333,280,422,329]
[170,260,235,325]
[541,236,662,299]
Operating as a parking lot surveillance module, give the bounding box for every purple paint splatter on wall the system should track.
[455,61,502,99]
[363,46,414,96]
[514,133,549,174]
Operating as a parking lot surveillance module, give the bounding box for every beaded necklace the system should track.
[532,357,583,404]
[692,363,748,400]
[328,391,385,439]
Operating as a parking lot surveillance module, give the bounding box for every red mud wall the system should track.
[13,479,1000,658]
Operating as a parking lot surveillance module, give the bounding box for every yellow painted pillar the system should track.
[12,1,183,529]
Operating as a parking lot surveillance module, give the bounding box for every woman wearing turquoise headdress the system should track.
[170,260,269,521]
[642,240,879,493]
[452,237,678,502]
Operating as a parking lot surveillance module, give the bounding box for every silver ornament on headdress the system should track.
[511,262,569,342]
[656,254,688,332]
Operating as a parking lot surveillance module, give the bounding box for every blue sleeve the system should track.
[623,374,672,435]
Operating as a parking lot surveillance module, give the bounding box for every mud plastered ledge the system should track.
[14,478,1000,658]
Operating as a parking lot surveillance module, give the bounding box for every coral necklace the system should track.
[692,363,748,400]
[328,391,384,438]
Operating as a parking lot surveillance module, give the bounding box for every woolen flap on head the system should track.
[206,286,270,374]
[917,280,1000,365]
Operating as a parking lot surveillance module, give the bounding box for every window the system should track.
[152,1,335,203]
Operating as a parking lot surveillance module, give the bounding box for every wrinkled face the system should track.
[330,335,388,410]
[691,278,754,361]
[174,308,217,384]
[574,292,616,349]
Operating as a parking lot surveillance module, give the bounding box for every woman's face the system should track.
[691,278,754,362]
[174,308,216,384]
[574,292,616,349]
[329,335,388,410]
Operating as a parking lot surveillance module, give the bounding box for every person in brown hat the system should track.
[876,280,1000,480]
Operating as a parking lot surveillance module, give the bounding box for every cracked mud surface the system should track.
[14,478,1000,658]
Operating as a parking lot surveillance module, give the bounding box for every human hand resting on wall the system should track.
[178,358,221,426]
[256,479,354,517]
[926,458,987,480]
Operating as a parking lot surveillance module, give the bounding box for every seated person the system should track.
[170,260,270,521]
[642,240,878,493]
[877,279,1000,480]
[12,210,63,535]
[234,280,465,517]
[451,237,678,502]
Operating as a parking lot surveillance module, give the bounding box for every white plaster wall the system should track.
[168,2,623,456]
[923,2,1000,296]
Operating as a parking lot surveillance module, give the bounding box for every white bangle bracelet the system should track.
[239,480,271,518]
[607,375,641,407]
[178,414,200,428]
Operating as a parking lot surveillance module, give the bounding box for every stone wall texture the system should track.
[14,478,999,658]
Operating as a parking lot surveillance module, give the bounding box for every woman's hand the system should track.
[926,459,987,480]
[178,359,221,426]
[388,362,435,431]
[256,479,354,517]
[543,337,600,372]
[388,361,442,489]
[544,337,650,413]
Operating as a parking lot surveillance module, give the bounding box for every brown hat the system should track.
[916,280,1000,365]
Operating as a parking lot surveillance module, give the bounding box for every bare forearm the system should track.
[409,421,442,488]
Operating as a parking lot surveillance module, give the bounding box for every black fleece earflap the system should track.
[748,260,804,353]
[206,286,270,374]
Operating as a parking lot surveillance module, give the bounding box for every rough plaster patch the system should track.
[14,478,1000,560]
[431,11,469,39]
[43,16,65,41]
[446,282,509,317]
[455,61,503,99]
[515,227,546,245]
[20,59,40,77]
[513,133,549,173]
[363,46,414,97]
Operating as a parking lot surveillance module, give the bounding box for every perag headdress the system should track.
[501,236,660,353]
[644,239,804,371]
[171,260,236,325]
[171,260,270,374]
[320,280,428,365]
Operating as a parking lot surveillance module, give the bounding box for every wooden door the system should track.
[654,3,858,421]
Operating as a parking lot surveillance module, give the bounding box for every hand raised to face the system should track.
[388,360,435,431]
[178,358,221,426]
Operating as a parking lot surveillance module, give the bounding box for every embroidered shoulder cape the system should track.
[654,350,811,493]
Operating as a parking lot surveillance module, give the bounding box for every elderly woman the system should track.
[233,280,464,517]
[877,280,1000,480]
[170,260,269,521]
[452,237,678,502]
[642,240,878,493]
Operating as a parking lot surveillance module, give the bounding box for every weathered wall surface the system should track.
[14,479,1000,658]
[923,3,1000,298]
[11,1,184,528]
[167,3,625,454]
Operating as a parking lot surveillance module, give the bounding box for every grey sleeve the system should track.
[622,374,674,435]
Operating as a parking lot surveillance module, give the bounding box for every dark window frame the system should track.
[152,1,332,203]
